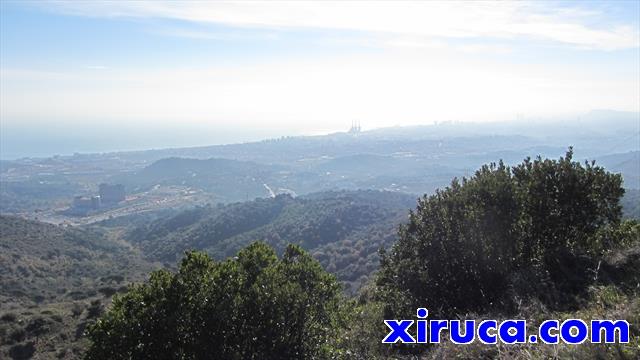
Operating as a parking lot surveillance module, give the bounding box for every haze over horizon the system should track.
[1,1,639,158]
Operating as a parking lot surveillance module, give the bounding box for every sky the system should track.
[1,1,639,158]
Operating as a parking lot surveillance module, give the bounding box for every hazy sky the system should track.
[1,1,639,157]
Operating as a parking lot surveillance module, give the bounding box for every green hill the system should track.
[125,190,415,292]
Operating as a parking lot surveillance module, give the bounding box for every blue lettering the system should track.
[382,320,415,343]
[591,320,629,343]
[478,320,498,344]
[450,320,475,344]
[539,320,559,344]
[429,320,448,343]
[499,320,526,344]
[560,319,588,344]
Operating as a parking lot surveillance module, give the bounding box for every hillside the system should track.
[596,151,640,189]
[0,216,157,359]
[0,216,155,307]
[622,188,640,219]
[124,190,416,292]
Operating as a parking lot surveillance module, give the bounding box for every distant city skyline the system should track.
[1,1,639,158]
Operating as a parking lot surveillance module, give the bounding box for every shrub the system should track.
[377,149,627,318]
[85,242,348,359]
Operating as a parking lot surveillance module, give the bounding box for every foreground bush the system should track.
[86,242,347,360]
[377,149,628,318]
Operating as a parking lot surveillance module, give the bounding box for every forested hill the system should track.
[124,190,416,292]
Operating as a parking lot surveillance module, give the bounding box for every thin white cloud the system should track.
[4,1,637,131]
[42,0,639,50]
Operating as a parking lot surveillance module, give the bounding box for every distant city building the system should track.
[68,184,124,216]
[99,183,126,204]
[349,120,362,134]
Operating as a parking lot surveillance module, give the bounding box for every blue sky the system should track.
[1,1,639,157]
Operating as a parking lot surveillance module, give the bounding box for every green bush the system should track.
[85,242,348,359]
[377,149,627,318]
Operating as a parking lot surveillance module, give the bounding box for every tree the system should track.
[377,149,626,317]
[85,242,348,360]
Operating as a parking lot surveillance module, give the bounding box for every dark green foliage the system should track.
[378,149,627,317]
[86,300,104,320]
[85,243,348,360]
[9,341,35,360]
